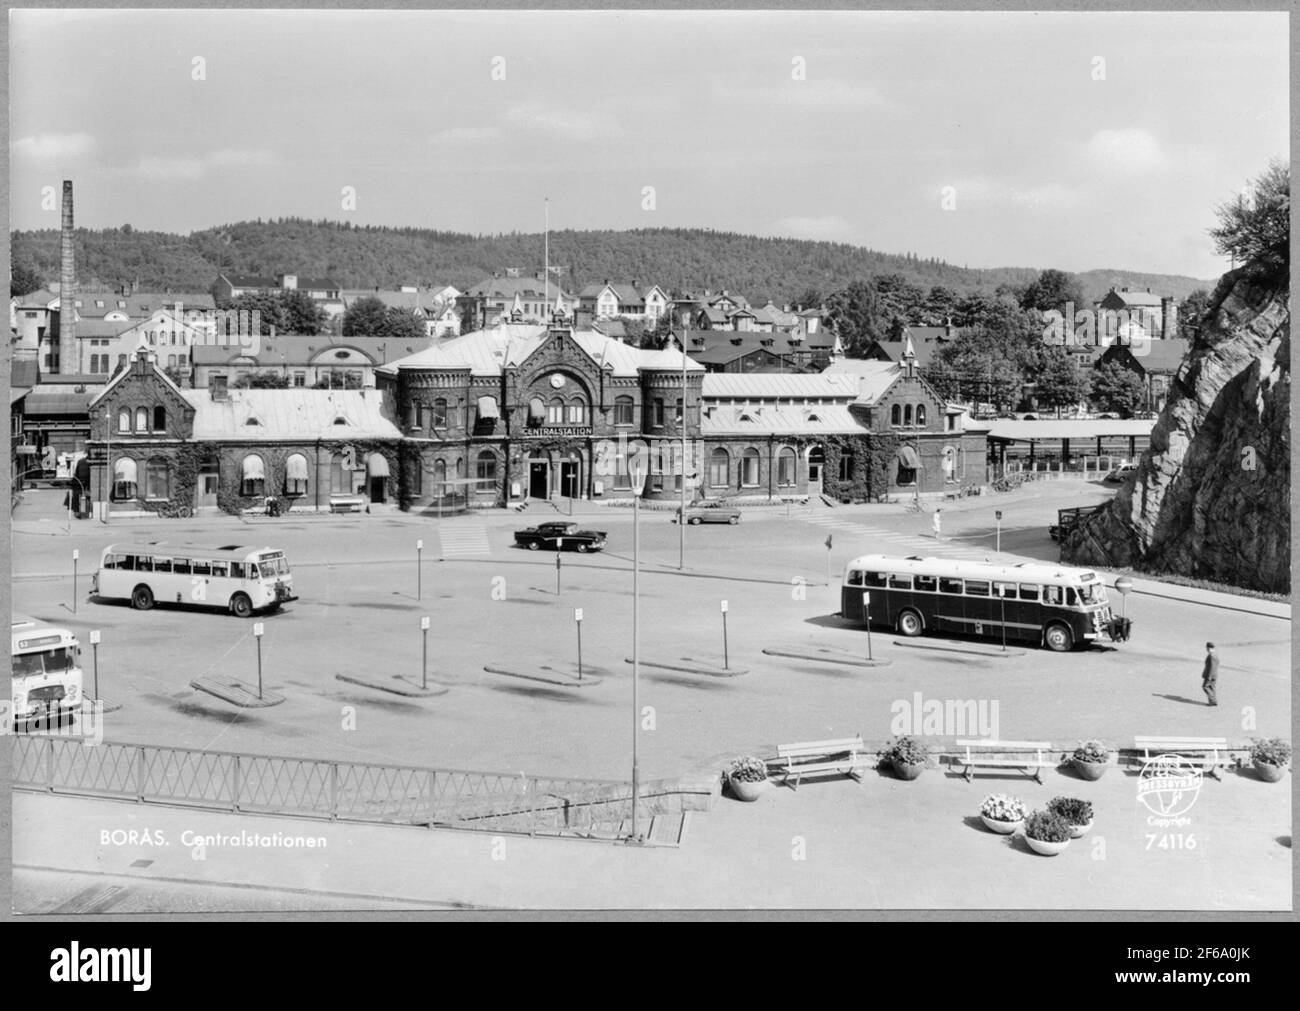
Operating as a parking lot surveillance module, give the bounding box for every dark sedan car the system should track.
[514,521,607,552]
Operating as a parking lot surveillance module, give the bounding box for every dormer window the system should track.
[333,416,347,426]
[245,416,261,426]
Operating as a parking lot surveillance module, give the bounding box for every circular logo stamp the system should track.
[1137,754,1203,817]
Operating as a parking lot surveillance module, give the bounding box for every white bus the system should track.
[841,554,1129,651]
[92,543,297,618]
[11,617,83,725]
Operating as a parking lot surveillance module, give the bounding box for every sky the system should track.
[8,9,1289,279]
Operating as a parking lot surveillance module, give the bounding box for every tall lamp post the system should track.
[628,446,648,844]
[679,335,688,571]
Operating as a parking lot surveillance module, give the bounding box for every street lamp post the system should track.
[628,447,648,844]
[995,510,1003,553]
[252,622,265,699]
[679,337,688,571]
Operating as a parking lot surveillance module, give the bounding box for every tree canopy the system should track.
[1210,159,1289,285]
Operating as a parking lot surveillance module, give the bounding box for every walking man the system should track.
[932,507,942,541]
[1201,642,1219,707]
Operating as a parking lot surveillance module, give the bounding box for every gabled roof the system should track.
[190,334,429,368]
[90,350,188,408]
[75,292,215,319]
[682,329,827,366]
[74,319,139,339]
[1099,338,1190,374]
[182,388,403,441]
[702,373,859,400]
[701,404,865,437]
[467,276,572,301]
[13,289,59,310]
[1099,288,1165,308]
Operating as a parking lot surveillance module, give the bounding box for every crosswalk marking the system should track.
[438,522,490,557]
[800,513,1001,562]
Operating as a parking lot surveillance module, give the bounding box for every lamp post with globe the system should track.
[628,445,649,844]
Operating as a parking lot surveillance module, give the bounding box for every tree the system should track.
[380,306,427,341]
[1177,289,1211,341]
[1031,347,1090,416]
[280,289,327,335]
[342,296,388,336]
[233,371,290,389]
[1090,361,1147,417]
[228,292,287,336]
[1019,269,1085,313]
[825,280,884,355]
[10,262,44,297]
[1209,159,1288,284]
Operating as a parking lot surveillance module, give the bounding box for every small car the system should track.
[514,521,607,552]
[676,502,741,525]
[1104,463,1138,484]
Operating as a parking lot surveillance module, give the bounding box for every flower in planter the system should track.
[880,735,927,767]
[1249,738,1292,767]
[981,794,1027,822]
[1072,739,1110,764]
[727,756,770,784]
[1047,796,1093,826]
[1023,810,1072,843]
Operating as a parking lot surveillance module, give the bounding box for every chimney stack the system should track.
[58,180,76,374]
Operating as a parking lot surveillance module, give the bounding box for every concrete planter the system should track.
[892,760,925,781]
[1026,836,1071,856]
[981,815,1022,835]
[1253,760,1287,783]
[1072,758,1109,781]
[728,775,772,802]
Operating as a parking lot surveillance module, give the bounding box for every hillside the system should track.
[10,220,1215,305]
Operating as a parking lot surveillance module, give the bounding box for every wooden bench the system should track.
[955,739,1055,783]
[766,736,870,790]
[1132,736,1230,781]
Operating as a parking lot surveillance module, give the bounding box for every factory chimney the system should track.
[58,180,77,373]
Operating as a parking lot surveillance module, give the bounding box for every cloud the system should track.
[208,148,279,169]
[768,215,855,242]
[12,132,96,162]
[936,176,1079,210]
[135,156,206,180]
[502,102,620,142]
[430,126,502,146]
[714,78,887,112]
[131,149,278,180]
[1082,128,1170,174]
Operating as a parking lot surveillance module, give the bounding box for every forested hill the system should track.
[10,220,1214,304]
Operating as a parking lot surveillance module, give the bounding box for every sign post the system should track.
[555,545,562,596]
[862,591,872,660]
[89,629,101,701]
[1114,576,1133,620]
[998,583,1008,651]
[995,510,1003,553]
[420,616,430,689]
[825,534,833,586]
[252,622,265,699]
[416,539,423,601]
[575,608,584,679]
[720,599,729,669]
[72,549,79,613]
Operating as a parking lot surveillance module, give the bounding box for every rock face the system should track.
[1064,267,1290,592]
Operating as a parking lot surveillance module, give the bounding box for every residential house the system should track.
[215,273,345,318]
[462,273,573,330]
[340,286,463,338]
[679,328,840,374]
[1095,287,1178,341]
[576,281,670,322]
[191,334,431,391]
[1094,338,1191,412]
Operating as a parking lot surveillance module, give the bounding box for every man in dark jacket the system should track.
[1201,642,1219,707]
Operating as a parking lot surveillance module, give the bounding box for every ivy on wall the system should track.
[821,433,900,504]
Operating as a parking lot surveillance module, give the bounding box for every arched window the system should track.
[891,404,902,427]
[567,397,587,425]
[285,453,309,496]
[475,449,497,488]
[547,398,565,425]
[741,447,760,487]
[153,406,166,432]
[167,355,177,368]
[613,396,634,426]
[117,408,130,434]
[455,457,465,479]
[942,446,957,483]
[112,458,138,500]
[432,458,447,491]
[241,454,265,497]
[432,398,448,428]
[709,447,730,487]
[916,404,926,427]
[777,447,797,486]
[528,397,545,428]
[135,407,148,432]
[903,404,913,426]
[145,457,170,500]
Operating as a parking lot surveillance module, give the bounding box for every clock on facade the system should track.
[549,373,566,389]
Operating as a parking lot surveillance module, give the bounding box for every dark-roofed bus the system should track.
[841,554,1130,652]
[92,544,297,618]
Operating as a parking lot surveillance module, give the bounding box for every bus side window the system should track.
[193,560,212,576]
[102,555,116,570]
[211,561,229,578]
[847,570,863,586]
[174,559,191,575]
[915,575,936,593]
[1018,584,1040,601]
[154,557,172,573]
[964,580,990,597]
[939,577,963,594]
[137,556,153,572]
[1044,586,1062,605]
[888,574,913,590]
[863,571,887,587]
[120,555,136,570]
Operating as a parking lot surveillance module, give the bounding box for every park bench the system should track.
[1131,736,1230,780]
[766,736,870,790]
[955,739,1055,783]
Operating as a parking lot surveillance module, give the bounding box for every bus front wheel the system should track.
[131,585,154,611]
[230,593,253,618]
[1044,623,1074,652]
[897,609,924,637]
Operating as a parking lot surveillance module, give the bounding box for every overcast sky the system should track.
[9,9,1288,279]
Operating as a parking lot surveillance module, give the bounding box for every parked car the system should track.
[1104,463,1138,484]
[514,521,607,552]
[676,502,741,525]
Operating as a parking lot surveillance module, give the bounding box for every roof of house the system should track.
[682,330,830,366]
[701,373,859,401]
[823,358,903,382]
[592,319,628,339]
[1100,338,1190,373]
[190,334,430,368]
[10,359,39,389]
[377,324,702,379]
[984,418,1157,442]
[24,382,106,415]
[339,288,459,313]
[71,292,215,319]
[181,388,403,442]
[1099,288,1165,308]
[867,337,944,368]
[13,289,59,309]
[75,319,144,339]
[578,282,645,305]
[467,276,572,302]
[701,404,865,437]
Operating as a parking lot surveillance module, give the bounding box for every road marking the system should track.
[439,523,490,557]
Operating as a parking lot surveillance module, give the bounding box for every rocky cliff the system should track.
[1063,267,1290,593]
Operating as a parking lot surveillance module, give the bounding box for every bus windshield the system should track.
[257,556,289,579]
[13,647,75,677]
[1078,583,1108,605]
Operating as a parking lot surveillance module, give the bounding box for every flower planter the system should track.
[728,775,772,802]
[892,760,925,781]
[1253,760,1287,783]
[1072,758,1108,781]
[981,815,1022,835]
[1067,820,1093,839]
[1026,836,1071,856]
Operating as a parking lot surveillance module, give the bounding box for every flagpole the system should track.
[544,199,550,312]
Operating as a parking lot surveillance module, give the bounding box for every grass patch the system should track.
[1112,566,1290,603]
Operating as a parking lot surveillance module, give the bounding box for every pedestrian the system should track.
[932,507,942,540]
[1201,642,1219,707]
